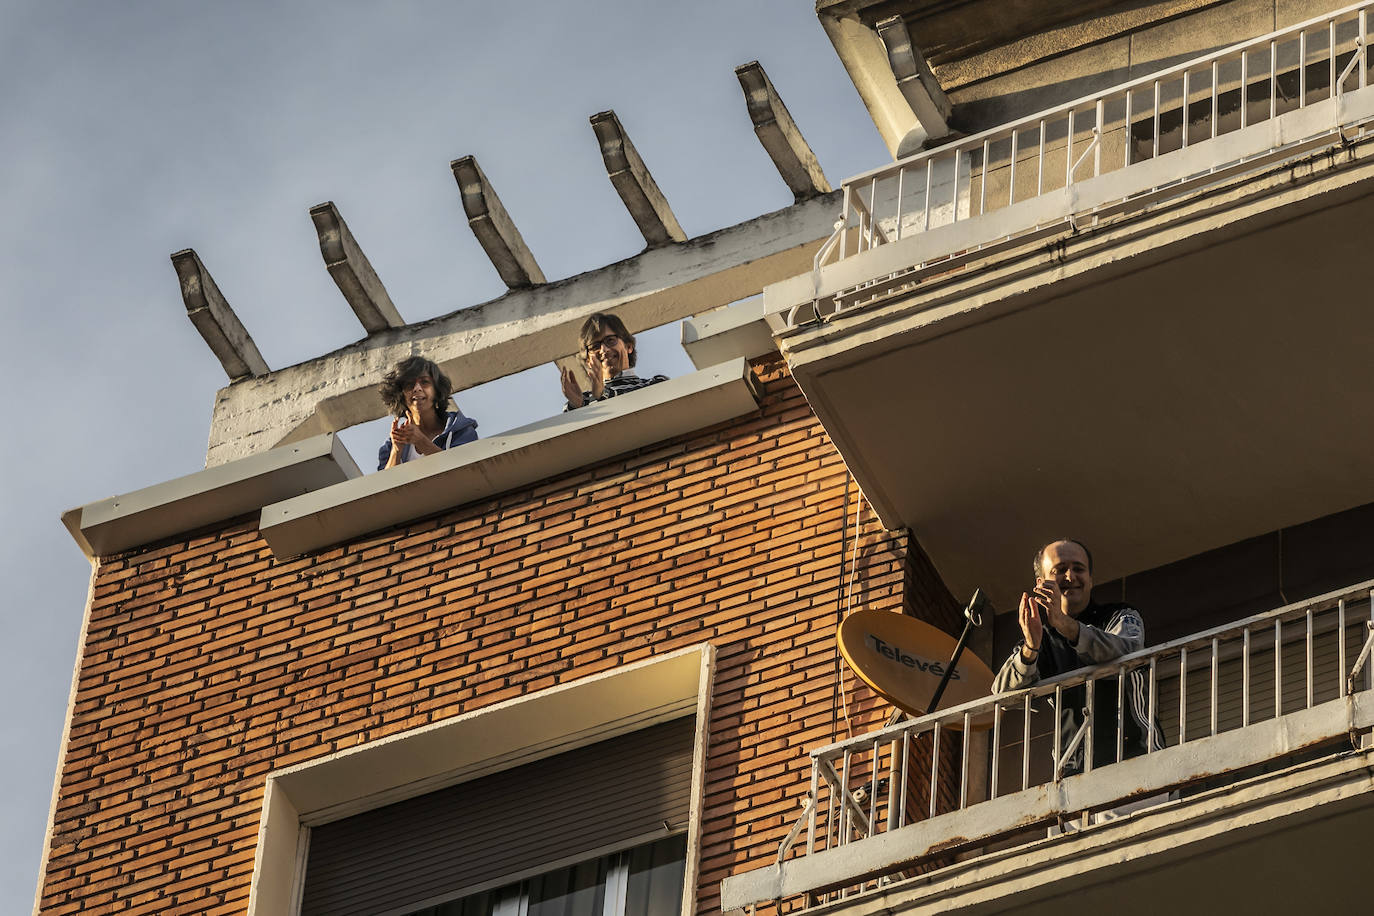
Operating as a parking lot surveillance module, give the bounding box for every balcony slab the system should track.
[773,133,1374,613]
[787,744,1374,915]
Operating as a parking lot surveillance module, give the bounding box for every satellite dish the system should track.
[837,610,995,728]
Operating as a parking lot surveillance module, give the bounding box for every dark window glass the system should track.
[403,834,685,916]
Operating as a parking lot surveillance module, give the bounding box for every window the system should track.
[298,718,695,916]
[245,645,713,916]
[405,834,688,916]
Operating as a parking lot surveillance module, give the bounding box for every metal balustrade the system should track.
[721,580,1374,910]
[785,2,1374,329]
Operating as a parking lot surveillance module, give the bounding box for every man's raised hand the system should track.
[1018,591,1044,660]
[583,353,605,401]
[560,366,586,409]
[1037,577,1081,643]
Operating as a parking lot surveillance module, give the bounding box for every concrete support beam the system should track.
[309,201,404,334]
[203,190,840,466]
[817,8,919,159]
[735,62,831,200]
[451,155,546,288]
[590,110,686,248]
[877,16,953,145]
[171,248,269,381]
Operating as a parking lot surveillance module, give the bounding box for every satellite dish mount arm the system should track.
[925,589,986,715]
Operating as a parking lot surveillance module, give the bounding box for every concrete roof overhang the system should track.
[817,0,1127,67]
[777,149,1374,613]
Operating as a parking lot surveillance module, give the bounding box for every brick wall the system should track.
[37,355,962,915]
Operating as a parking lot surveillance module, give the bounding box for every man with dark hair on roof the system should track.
[993,538,1162,773]
[560,312,667,411]
[376,356,479,470]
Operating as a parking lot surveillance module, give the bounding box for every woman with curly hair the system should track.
[377,356,479,470]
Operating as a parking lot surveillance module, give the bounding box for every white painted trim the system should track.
[62,433,359,558]
[259,359,760,558]
[681,645,717,916]
[247,644,715,916]
[245,777,303,916]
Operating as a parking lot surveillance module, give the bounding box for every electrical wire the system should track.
[839,474,867,739]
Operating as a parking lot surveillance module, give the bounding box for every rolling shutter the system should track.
[301,716,695,916]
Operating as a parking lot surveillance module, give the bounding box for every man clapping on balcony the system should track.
[993,538,1162,773]
[560,313,667,411]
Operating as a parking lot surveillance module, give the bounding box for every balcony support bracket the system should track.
[876,16,953,147]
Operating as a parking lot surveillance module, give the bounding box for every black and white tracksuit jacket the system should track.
[993,601,1163,774]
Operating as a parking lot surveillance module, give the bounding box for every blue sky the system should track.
[0,1,887,909]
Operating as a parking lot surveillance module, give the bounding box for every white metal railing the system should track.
[721,580,1374,909]
[786,2,1374,328]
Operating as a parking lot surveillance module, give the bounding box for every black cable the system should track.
[833,472,851,743]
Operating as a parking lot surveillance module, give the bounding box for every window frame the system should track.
[245,644,715,916]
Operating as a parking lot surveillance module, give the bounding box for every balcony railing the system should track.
[721,579,1374,910]
[779,2,1374,329]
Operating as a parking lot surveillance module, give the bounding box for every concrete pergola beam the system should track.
[203,190,840,466]
[876,15,953,143]
[735,61,831,200]
[451,155,546,289]
[171,248,269,382]
[590,110,686,248]
[309,201,404,334]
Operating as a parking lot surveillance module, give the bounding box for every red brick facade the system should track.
[38,355,963,915]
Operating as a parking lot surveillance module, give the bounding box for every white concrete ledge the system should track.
[62,433,361,559]
[259,359,760,557]
[682,299,777,370]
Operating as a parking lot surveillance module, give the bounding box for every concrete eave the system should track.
[258,359,760,557]
[62,433,360,559]
[681,298,777,370]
